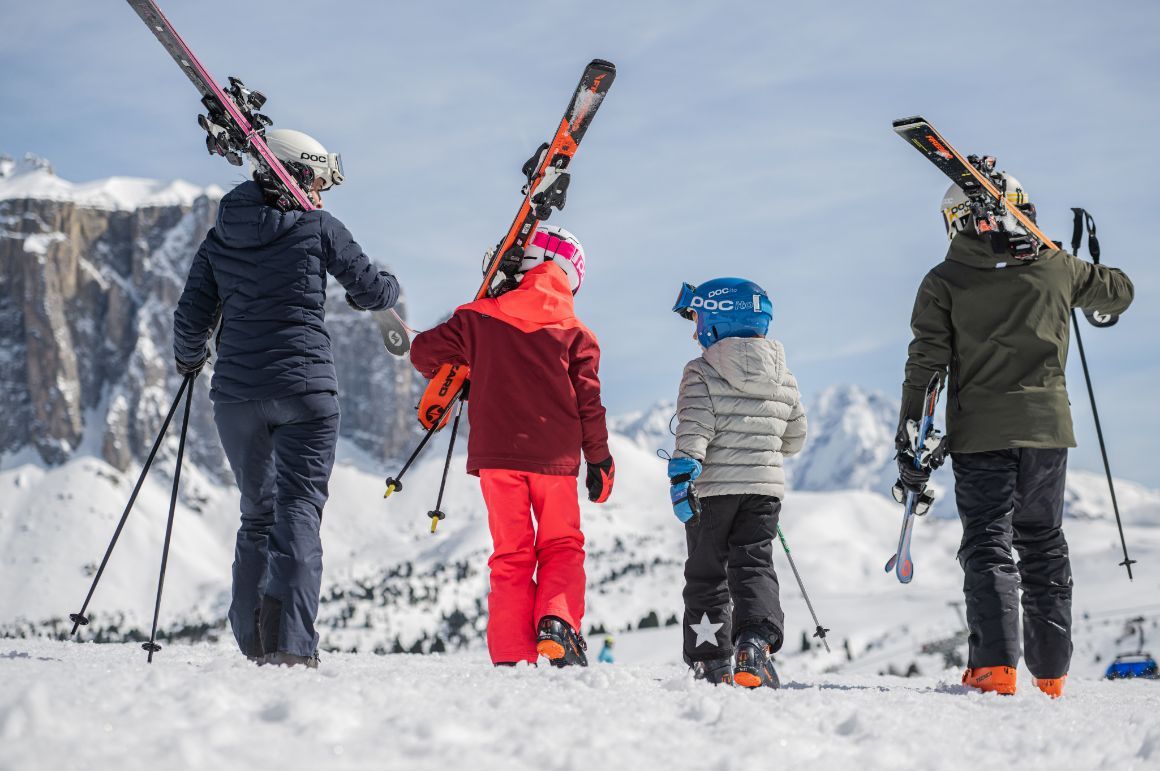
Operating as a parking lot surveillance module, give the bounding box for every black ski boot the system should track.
[536,616,588,667]
[733,630,780,689]
[259,651,320,669]
[690,658,734,686]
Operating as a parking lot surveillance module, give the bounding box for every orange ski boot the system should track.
[962,666,1017,695]
[535,616,588,667]
[1033,676,1066,698]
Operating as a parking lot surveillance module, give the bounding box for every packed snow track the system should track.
[2,640,1158,771]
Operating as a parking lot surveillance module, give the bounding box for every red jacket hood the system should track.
[410,259,609,475]
[460,263,577,331]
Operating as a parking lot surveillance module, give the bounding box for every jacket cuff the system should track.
[899,384,928,431]
[583,444,611,464]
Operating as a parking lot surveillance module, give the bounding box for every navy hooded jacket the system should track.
[173,181,399,403]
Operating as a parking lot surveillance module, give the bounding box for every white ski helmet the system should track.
[941,172,1029,239]
[519,225,586,293]
[262,128,344,190]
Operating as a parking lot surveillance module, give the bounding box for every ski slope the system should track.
[3,391,1159,771]
[3,415,1160,671]
[2,638,1158,771]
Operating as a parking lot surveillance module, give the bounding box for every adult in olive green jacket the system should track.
[899,210,1133,698]
[901,228,1133,446]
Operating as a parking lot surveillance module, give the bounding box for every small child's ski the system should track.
[885,374,942,584]
[478,59,615,301]
[125,0,409,356]
[416,60,615,428]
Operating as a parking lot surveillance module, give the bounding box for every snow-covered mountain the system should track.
[616,385,901,492]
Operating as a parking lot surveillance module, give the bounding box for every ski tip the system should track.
[884,555,898,573]
[892,115,927,129]
[588,58,616,73]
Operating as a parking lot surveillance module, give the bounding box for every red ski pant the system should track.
[479,469,586,664]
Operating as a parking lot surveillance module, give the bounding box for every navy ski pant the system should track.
[952,448,1072,678]
[214,393,339,658]
[682,494,784,664]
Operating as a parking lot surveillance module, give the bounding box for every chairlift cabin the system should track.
[1105,617,1158,680]
[1105,653,1158,680]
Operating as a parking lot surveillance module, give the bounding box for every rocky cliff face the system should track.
[0,154,420,480]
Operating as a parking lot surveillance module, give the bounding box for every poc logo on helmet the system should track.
[691,296,735,312]
[300,152,327,163]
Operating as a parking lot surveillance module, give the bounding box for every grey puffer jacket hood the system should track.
[675,337,807,499]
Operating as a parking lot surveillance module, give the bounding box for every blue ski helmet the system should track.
[672,278,773,348]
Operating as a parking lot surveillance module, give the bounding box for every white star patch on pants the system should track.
[689,612,724,647]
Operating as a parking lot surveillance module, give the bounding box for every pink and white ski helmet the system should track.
[520,225,586,293]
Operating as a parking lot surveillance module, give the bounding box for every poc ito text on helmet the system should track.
[672,278,773,348]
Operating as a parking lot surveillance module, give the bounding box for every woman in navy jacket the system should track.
[173,129,399,667]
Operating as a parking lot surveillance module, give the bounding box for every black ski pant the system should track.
[682,494,784,664]
[951,448,1072,678]
[214,393,339,659]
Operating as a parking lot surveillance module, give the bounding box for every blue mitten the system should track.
[667,457,703,523]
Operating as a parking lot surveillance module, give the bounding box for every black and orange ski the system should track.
[894,115,1120,327]
[386,60,615,500]
[416,60,615,433]
[893,116,1056,248]
[478,59,616,301]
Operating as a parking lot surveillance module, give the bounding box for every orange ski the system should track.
[414,60,615,425]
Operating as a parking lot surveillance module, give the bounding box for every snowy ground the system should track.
[4,401,1160,769]
[2,638,1159,771]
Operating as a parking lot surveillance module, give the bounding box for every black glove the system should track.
[345,292,367,312]
[896,456,931,494]
[175,348,210,377]
[585,457,615,503]
[893,422,947,493]
[346,272,395,312]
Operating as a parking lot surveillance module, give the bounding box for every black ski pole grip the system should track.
[1086,210,1100,263]
[1071,207,1084,255]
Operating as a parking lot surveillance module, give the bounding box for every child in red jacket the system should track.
[410,225,614,667]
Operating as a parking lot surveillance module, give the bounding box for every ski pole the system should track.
[69,374,193,635]
[776,523,831,652]
[142,374,194,662]
[428,390,467,534]
[1070,208,1135,580]
[383,391,462,499]
[1070,312,1135,579]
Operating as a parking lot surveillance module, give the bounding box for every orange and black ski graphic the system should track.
[417,363,469,431]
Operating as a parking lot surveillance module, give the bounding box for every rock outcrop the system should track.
[0,154,420,480]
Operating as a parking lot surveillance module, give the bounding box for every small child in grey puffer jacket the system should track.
[668,277,807,689]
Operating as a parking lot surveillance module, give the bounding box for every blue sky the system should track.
[2,0,1158,485]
